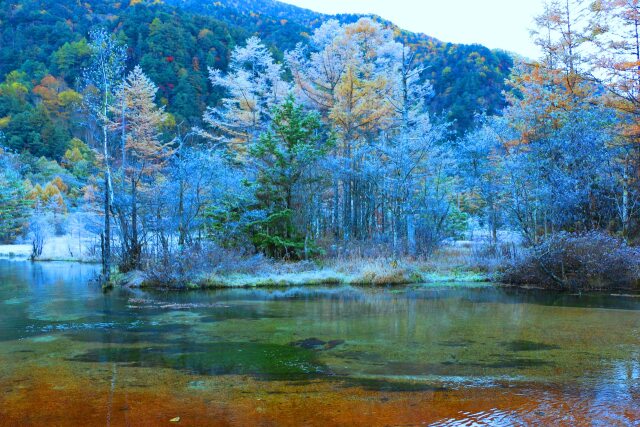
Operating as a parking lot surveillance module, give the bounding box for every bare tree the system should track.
[83,28,126,282]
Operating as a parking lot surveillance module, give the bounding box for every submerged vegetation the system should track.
[3,2,640,426]
[2,259,640,425]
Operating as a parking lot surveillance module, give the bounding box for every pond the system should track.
[0,259,638,426]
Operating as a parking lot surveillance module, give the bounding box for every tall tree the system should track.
[287,18,402,241]
[201,37,289,157]
[112,66,170,270]
[83,28,127,281]
[249,96,331,259]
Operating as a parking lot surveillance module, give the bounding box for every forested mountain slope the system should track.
[168,0,515,132]
[0,0,513,160]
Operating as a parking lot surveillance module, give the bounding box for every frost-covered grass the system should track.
[100,241,501,290]
[422,271,489,283]
[0,244,31,259]
[172,255,492,289]
[0,236,99,263]
[196,270,348,289]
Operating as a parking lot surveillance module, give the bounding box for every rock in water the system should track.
[289,337,326,349]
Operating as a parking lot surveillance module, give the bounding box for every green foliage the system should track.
[52,39,92,83]
[249,97,331,259]
[251,97,330,208]
[62,138,96,179]
[424,44,513,136]
[0,150,31,243]
[3,104,69,159]
[248,209,302,258]
[171,1,515,135]
[0,0,513,160]
[444,206,469,240]
[248,209,324,259]
[0,0,245,133]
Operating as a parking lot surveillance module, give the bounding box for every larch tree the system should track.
[591,0,640,112]
[114,65,170,270]
[287,18,402,242]
[591,0,640,235]
[201,37,289,157]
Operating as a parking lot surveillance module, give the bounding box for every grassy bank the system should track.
[2,239,503,290]
[195,268,489,289]
[112,245,501,290]
[136,267,491,290]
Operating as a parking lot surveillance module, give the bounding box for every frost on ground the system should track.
[0,235,99,262]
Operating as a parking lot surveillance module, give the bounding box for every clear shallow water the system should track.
[0,260,639,426]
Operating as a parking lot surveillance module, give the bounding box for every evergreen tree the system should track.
[249,96,331,259]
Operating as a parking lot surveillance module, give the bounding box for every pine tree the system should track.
[249,96,331,259]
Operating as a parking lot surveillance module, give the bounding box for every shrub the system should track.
[140,244,273,288]
[503,231,640,291]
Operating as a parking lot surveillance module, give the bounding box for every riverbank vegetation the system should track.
[2,1,640,291]
[109,245,497,289]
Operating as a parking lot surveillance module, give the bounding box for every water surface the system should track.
[0,260,639,426]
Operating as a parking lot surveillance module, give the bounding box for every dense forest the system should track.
[1,0,639,290]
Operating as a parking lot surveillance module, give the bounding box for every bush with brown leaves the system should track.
[503,231,640,291]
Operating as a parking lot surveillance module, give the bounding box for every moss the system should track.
[501,340,561,352]
[70,342,328,380]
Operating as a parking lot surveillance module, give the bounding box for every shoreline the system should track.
[4,245,637,294]
[110,267,493,291]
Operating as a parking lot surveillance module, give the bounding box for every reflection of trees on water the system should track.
[0,260,101,336]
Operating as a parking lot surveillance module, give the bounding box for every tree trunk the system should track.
[406,212,416,257]
[131,177,140,270]
[102,125,112,282]
[178,178,186,246]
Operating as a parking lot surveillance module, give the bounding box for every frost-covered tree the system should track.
[201,37,289,156]
[456,121,507,244]
[83,28,127,280]
[287,18,408,242]
[591,0,640,114]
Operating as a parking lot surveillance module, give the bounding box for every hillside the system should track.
[166,0,515,132]
[0,0,514,160]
